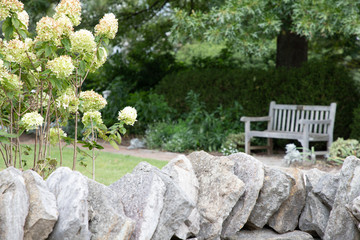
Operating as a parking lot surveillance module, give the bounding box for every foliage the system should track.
[220,133,245,156]
[171,0,360,56]
[350,104,360,140]
[145,91,244,152]
[156,59,359,139]
[328,138,360,165]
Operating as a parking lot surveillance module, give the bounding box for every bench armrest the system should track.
[298,119,332,125]
[240,116,271,122]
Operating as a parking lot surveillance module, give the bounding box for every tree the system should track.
[171,0,360,67]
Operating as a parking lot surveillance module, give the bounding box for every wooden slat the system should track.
[281,109,286,131]
[324,110,330,133]
[286,109,291,132]
[290,109,296,132]
[273,108,278,130]
[295,110,301,132]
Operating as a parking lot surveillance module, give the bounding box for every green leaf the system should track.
[102,38,109,45]
[0,136,10,144]
[45,45,52,57]
[18,29,27,39]
[61,38,71,51]
[4,26,14,40]
[109,140,119,150]
[2,18,11,34]
[11,17,20,29]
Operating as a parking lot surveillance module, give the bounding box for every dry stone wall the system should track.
[0,152,359,240]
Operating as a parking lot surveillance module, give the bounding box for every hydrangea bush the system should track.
[0,0,136,178]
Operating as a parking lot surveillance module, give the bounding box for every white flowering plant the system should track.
[0,0,136,178]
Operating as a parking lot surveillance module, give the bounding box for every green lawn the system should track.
[1,145,168,186]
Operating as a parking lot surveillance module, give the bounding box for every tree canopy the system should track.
[171,0,360,67]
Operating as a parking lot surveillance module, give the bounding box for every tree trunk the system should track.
[276,30,308,68]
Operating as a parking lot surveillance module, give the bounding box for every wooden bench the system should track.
[240,101,337,156]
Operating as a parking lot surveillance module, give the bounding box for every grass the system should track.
[1,145,168,186]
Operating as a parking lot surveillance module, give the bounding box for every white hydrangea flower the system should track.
[5,38,27,63]
[47,55,75,79]
[17,10,29,29]
[21,112,44,131]
[56,15,74,37]
[54,0,81,26]
[70,29,96,54]
[0,65,23,92]
[56,87,79,113]
[94,13,118,39]
[0,0,23,21]
[118,106,137,126]
[82,111,103,126]
[36,17,61,45]
[79,90,107,112]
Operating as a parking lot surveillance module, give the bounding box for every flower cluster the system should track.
[94,13,118,39]
[56,15,73,37]
[0,60,23,92]
[49,127,67,145]
[82,111,103,126]
[36,17,61,45]
[118,106,137,126]
[4,38,33,64]
[18,10,29,29]
[47,55,75,79]
[70,30,96,54]
[54,0,81,26]
[21,112,43,131]
[56,87,79,113]
[0,0,23,21]
[79,90,107,112]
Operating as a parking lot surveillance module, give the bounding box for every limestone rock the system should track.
[299,192,330,238]
[132,162,194,240]
[23,170,58,240]
[221,153,265,238]
[247,166,295,229]
[110,166,166,240]
[324,156,360,240]
[47,167,91,240]
[227,229,314,240]
[188,151,246,240]
[351,196,360,230]
[87,179,135,240]
[162,155,200,239]
[302,168,327,194]
[268,168,306,233]
[0,167,29,240]
[312,173,340,208]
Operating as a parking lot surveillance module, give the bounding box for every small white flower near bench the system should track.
[241,101,337,156]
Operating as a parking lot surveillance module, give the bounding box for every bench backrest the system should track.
[268,101,337,135]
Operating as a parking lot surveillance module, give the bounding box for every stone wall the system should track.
[1,152,359,240]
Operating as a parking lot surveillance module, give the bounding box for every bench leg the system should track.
[299,140,309,161]
[267,138,273,155]
[245,135,251,155]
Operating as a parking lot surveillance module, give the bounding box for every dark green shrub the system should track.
[156,59,359,139]
[350,104,360,140]
[145,91,244,152]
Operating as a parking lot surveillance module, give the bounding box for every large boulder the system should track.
[110,165,166,240]
[312,173,340,208]
[162,155,200,239]
[0,167,29,240]
[47,167,91,240]
[87,179,135,240]
[247,166,295,229]
[188,151,246,240]
[23,170,58,240]
[324,156,360,240]
[136,163,194,240]
[222,153,265,238]
[226,229,314,240]
[299,192,330,238]
[268,168,306,233]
